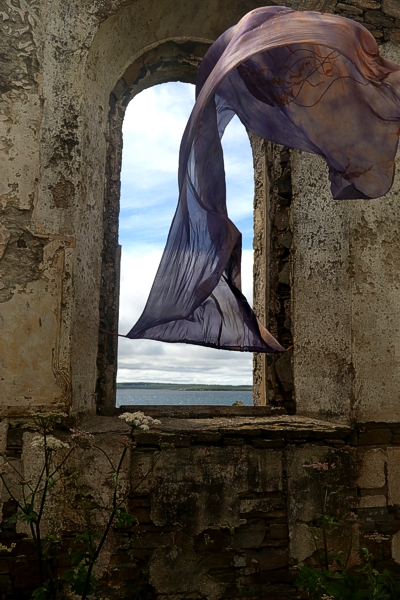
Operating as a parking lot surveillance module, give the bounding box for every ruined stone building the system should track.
[1,0,400,597]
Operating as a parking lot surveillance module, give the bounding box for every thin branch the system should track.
[0,475,21,509]
[32,460,47,496]
[37,476,49,524]
[81,447,128,600]
[344,524,354,571]
[49,447,75,479]
[92,444,116,472]
[0,456,34,494]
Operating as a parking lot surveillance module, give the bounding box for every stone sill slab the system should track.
[83,414,352,447]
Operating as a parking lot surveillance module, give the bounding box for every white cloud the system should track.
[121,83,195,198]
[117,338,253,385]
[222,115,255,223]
[118,248,253,385]
[118,82,256,385]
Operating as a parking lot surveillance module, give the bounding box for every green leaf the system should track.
[20,505,39,524]
[296,563,400,600]
[46,476,56,491]
[115,506,137,528]
[32,582,49,600]
[74,530,101,543]
[7,513,18,525]
[62,564,96,595]
[70,549,90,566]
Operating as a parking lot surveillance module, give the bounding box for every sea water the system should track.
[116,388,253,406]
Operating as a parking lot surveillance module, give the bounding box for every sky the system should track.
[117,82,255,385]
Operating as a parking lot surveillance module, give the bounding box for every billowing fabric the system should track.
[127,7,400,352]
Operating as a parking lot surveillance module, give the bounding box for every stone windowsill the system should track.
[83,412,352,447]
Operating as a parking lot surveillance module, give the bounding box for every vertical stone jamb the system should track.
[251,135,269,407]
[252,137,294,412]
[291,151,352,422]
[96,79,128,414]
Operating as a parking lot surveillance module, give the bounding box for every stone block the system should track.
[0,224,10,261]
[134,432,162,445]
[266,510,287,519]
[220,428,261,437]
[278,262,290,285]
[193,529,230,554]
[239,498,283,515]
[223,438,245,446]
[337,3,363,15]
[360,486,387,496]
[234,555,246,567]
[232,518,268,549]
[149,531,225,597]
[377,520,400,535]
[159,433,191,447]
[274,208,290,230]
[130,507,151,523]
[207,567,236,584]
[353,0,380,7]
[261,539,287,548]
[359,495,387,508]
[251,439,285,449]
[276,231,292,248]
[0,421,8,454]
[358,429,392,446]
[270,523,289,539]
[387,448,400,506]
[286,445,349,523]
[392,530,400,564]
[365,10,396,26]
[192,432,222,443]
[110,565,141,581]
[274,349,294,392]
[357,507,393,523]
[358,448,387,489]
[244,547,289,570]
[382,0,400,19]
[290,94,400,424]
[289,523,315,563]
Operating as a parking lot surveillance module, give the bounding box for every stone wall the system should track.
[1,0,399,419]
[2,1,400,597]
[252,25,400,421]
[0,0,270,417]
[291,82,400,424]
[0,412,399,598]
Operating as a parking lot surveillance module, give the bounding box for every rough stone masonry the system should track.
[1,0,400,597]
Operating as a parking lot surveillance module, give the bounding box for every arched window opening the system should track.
[116,82,255,407]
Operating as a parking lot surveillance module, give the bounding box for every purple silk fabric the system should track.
[127,7,400,352]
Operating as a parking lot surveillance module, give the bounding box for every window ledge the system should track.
[83,412,351,446]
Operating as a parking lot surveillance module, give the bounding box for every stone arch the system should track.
[95,41,210,413]
[73,0,267,415]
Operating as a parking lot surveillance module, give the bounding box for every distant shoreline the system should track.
[117,382,252,391]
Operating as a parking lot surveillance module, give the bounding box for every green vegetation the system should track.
[116,382,252,391]
[296,461,400,600]
[0,411,161,600]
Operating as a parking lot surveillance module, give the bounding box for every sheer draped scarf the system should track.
[127,7,400,352]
